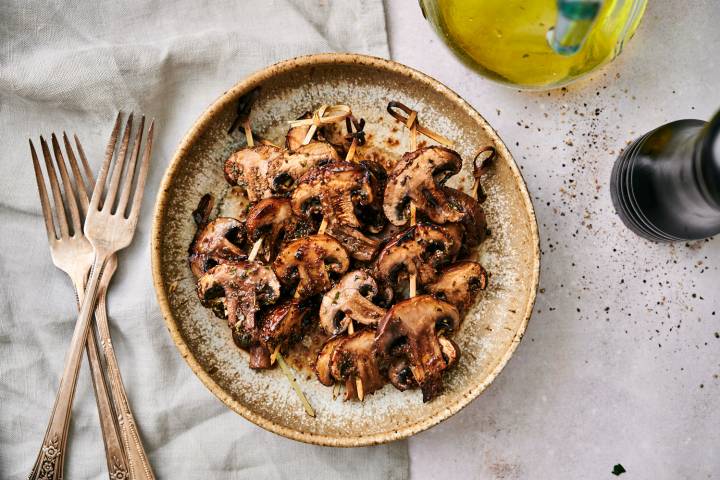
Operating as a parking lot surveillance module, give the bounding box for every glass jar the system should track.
[419,0,647,89]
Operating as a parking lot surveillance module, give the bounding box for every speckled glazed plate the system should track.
[151,53,540,447]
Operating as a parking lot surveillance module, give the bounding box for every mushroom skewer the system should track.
[386,101,460,298]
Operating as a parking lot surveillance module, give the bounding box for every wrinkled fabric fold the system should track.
[0,1,407,478]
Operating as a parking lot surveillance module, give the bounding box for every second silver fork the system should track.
[29,116,155,480]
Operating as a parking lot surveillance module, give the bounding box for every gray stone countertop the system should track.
[385,1,720,478]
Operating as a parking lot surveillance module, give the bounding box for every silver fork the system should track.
[29,113,155,480]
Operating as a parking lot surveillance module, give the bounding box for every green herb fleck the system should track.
[612,464,626,476]
[332,291,341,304]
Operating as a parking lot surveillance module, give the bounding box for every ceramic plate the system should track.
[151,53,540,446]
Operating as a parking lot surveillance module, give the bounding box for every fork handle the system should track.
[94,265,156,480]
[77,280,130,480]
[29,254,110,480]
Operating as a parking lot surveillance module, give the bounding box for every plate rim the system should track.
[151,52,541,447]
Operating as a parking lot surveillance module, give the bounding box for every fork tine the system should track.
[74,133,95,185]
[116,115,145,216]
[129,119,154,221]
[29,140,57,242]
[90,112,122,212]
[103,113,133,212]
[63,132,91,215]
[51,134,82,234]
[40,136,70,238]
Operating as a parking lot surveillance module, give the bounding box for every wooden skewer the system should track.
[244,120,254,147]
[356,377,365,401]
[276,352,316,417]
[332,382,341,400]
[248,237,263,262]
[408,116,419,299]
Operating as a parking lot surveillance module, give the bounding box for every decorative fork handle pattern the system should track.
[95,256,156,480]
[29,255,111,480]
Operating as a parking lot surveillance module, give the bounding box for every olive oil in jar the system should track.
[421,0,646,89]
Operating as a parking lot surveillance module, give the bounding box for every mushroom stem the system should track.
[247,237,264,262]
[276,352,316,417]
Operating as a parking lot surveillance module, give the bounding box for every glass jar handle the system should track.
[548,0,604,55]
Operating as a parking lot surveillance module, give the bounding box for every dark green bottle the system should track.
[610,110,720,241]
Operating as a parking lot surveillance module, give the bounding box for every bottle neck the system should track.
[695,109,720,209]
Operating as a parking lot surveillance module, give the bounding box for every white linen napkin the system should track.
[0,1,407,478]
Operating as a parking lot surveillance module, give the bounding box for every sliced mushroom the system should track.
[323,222,380,262]
[272,234,350,299]
[319,271,388,335]
[387,337,459,392]
[196,262,281,331]
[316,330,385,400]
[383,146,464,226]
[258,299,316,355]
[375,295,461,402]
[443,187,488,248]
[188,217,246,277]
[315,336,345,386]
[425,261,488,314]
[374,223,456,291]
[224,145,284,202]
[245,197,314,261]
[267,142,341,194]
[387,358,416,391]
[291,161,374,228]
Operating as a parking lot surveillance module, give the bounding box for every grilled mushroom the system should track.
[267,142,341,194]
[315,336,345,386]
[375,295,461,402]
[258,299,316,354]
[323,222,380,262]
[285,112,349,155]
[443,187,488,248]
[224,145,283,202]
[425,261,488,314]
[315,330,385,400]
[387,336,459,392]
[291,161,374,227]
[319,271,388,335]
[188,217,246,278]
[387,358,416,391]
[196,262,281,331]
[383,146,464,226]
[272,234,350,298]
[245,198,314,261]
[374,223,457,291]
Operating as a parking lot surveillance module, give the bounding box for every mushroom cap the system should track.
[442,187,488,248]
[188,217,246,278]
[245,197,314,261]
[314,330,386,400]
[383,146,464,226]
[224,145,283,202]
[196,261,281,331]
[425,261,488,314]
[319,270,388,335]
[375,295,461,402]
[291,161,374,228]
[374,223,458,290]
[267,142,341,194]
[272,234,350,299]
